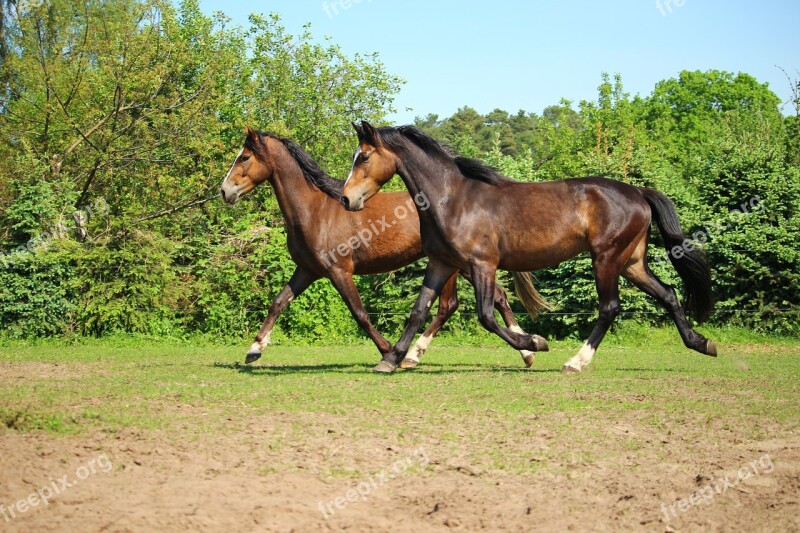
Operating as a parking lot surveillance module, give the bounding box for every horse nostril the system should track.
[340,196,350,209]
[220,188,226,201]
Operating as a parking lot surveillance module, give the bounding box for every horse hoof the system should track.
[533,335,549,352]
[399,358,419,370]
[373,360,398,374]
[245,351,262,364]
[521,351,535,368]
[705,340,718,357]
[561,364,581,375]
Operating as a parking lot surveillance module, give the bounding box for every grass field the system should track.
[1,326,799,531]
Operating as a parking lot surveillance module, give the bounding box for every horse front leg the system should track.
[491,282,539,367]
[379,261,458,373]
[246,267,318,364]
[470,263,549,355]
[400,271,460,369]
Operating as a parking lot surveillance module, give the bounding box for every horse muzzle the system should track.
[340,194,365,211]
[220,183,241,205]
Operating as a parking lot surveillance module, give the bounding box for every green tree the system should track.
[246,14,402,177]
[0,0,404,339]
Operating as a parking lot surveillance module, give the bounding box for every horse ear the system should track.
[351,121,364,137]
[360,120,379,145]
[245,126,261,144]
[243,127,267,160]
[245,126,265,147]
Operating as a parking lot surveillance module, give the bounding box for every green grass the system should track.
[1,327,798,474]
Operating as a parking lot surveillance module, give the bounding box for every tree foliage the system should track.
[1,1,797,340]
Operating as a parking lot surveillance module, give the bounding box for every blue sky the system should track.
[199,0,799,124]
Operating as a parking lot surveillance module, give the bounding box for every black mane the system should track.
[377,125,510,186]
[249,131,344,200]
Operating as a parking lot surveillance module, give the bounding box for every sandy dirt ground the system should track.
[1,409,798,532]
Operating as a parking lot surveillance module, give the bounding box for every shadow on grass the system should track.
[611,367,692,373]
[211,361,561,375]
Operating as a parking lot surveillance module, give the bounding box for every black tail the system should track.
[642,189,714,322]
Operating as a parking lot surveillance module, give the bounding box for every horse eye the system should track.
[240,155,251,162]
[361,153,370,162]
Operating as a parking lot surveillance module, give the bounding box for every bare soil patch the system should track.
[1,410,798,532]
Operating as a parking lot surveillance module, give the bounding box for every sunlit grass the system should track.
[1,326,798,475]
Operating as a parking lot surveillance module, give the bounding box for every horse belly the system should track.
[499,239,588,271]
[352,244,423,275]
[351,224,424,275]
[496,203,589,271]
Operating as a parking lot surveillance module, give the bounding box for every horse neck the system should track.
[395,145,459,222]
[267,140,334,229]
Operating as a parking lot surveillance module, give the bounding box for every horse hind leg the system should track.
[562,254,622,374]
[247,268,317,364]
[327,268,393,357]
[622,255,715,356]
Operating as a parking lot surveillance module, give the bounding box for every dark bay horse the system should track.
[220,127,547,366]
[341,121,716,373]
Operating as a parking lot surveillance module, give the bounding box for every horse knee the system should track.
[476,308,497,330]
[409,306,428,326]
[493,287,508,306]
[599,300,621,322]
[443,296,459,316]
[352,309,370,325]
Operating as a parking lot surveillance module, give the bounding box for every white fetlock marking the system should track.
[563,342,596,370]
[509,325,533,360]
[249,333,272,354]
[404,347,421,363]
[406,334,432,362]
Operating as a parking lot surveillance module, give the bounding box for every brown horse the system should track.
[341,121,716,373]
[220,127,547,366]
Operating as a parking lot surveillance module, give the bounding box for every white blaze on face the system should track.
[221,148,244,202]
[224,148,244,182]
[343,148,360,191]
